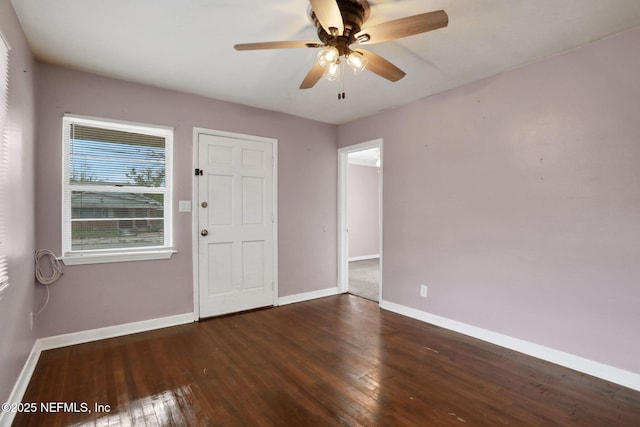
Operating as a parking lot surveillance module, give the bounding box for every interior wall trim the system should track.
[37,312,195,351]
[0,343,41,427]
[348,254,380,262]
[278,286,341,306]
[380,299,640,392]
[338,138,384,295]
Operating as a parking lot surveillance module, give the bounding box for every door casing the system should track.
[337,139,383,298]
[192,127,278,320]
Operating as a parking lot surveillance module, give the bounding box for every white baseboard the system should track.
[278,286,341,306]
[0,312,195,426]
[37,312,195,351]
[348,254,380,262]
[380,300,640,392]
[0,343,42,427]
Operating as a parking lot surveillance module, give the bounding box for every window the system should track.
[62,115,174,265]
[0,34,9,291]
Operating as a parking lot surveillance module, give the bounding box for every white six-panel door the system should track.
[197,132,275,317]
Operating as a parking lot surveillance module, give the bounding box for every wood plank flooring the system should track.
[13,295,640,426]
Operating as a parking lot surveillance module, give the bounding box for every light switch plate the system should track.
[178,200,192,212]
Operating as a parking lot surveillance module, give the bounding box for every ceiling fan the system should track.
[234,0,448,93]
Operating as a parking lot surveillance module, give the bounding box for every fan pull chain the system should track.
[338,61,346,100]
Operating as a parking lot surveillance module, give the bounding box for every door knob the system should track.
[201,229,208,236]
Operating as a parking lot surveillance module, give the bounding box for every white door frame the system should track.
[337,139,383,299]
[192,127,278,320]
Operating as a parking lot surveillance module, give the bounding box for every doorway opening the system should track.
[338,139,383,302]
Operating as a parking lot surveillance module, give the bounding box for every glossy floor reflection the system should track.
[75,387,189,426]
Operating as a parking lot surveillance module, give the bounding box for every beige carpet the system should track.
[348,258,380,302]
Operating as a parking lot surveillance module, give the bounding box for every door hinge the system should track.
[195,168,203,176]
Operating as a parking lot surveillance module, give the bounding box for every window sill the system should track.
[62,249,176,266]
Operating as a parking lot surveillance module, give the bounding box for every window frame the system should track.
[61,114,175,265]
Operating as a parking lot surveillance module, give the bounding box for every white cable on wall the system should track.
[35,249,63,285]
[34,249,63,316]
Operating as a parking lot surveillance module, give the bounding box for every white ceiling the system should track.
[11,0,640,125]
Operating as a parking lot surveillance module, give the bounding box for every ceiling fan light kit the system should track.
[317,46,367,80]
[233,0,448,95]
[346,51,367,75]
[317,46,339,67]
[324,61,341,81]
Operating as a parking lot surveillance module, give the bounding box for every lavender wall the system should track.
[34,63,337,338]
[347,164,380,259]
[0,0,36,403]
[339,28,640,374]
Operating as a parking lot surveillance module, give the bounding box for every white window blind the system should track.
[62,115,173,264]
[0,34,10,290]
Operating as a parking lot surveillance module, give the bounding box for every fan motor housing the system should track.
[309,0,370,52]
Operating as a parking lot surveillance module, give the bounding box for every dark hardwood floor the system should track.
[13,295,640,426]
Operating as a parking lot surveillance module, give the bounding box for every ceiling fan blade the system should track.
[356,49,406,82]
[355,10,448,44]
[234,41,323,51]
[309,0,344,36]
[299,62,325,89]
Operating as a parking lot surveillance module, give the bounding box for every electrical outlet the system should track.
[420,285,428,298]
[29,312,34,331]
